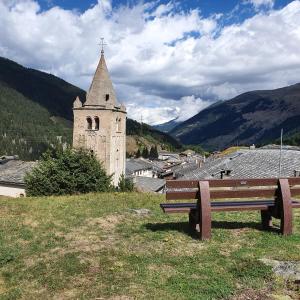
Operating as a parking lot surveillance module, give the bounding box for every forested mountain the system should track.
[0,57,180,160]
[153,118,181,133]
[171,83,300,150]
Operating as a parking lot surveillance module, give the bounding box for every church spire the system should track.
[84,39,117,107]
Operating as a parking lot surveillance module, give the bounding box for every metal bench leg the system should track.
[198,181,211,240]
[278,179,293,235]
[261,210,272,230]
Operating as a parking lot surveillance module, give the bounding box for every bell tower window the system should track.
[116,117,121,132]
[105,94,109,101]
[94,117,99,130]
[86,117,92,130]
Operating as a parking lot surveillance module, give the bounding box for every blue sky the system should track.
[39,0,292,11]
[39,0,293,17]
[1,0,300,124]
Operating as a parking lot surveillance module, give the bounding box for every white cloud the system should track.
[0,0,300,125]
[246,0,274,9]
[126,94,209,125]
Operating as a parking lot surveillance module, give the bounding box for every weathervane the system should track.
[99,37,107,54]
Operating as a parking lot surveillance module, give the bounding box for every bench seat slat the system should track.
[160,200,300,213]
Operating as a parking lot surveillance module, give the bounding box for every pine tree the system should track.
[149,145,158,159]
[142,147,149,158]
[117,174,134,192]
[136,149,141,158]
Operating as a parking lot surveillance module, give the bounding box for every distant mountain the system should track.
[0,57,181,160]
[153,118,181,133]
[171,83,300,150]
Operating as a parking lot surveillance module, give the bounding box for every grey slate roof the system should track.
[134,176,165,192]
[172,162,200,178]
[126,158,153,175]
[0,158,37,185]
[183,149,300,179]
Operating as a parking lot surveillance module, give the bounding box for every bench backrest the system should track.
[166,178,300,201]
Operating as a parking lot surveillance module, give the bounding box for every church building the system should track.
[72,47,126,186]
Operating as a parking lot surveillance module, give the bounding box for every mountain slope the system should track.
[153,118,181,133]
[171,83,300,150]
[0,82,72,160]
[0,57,181,160]
[0,57,85,120]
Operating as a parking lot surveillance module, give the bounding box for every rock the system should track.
[260,258,300,281]
[271,295,293,300]
[129,208,151,216]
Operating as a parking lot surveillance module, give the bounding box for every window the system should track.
[86,117,92,130]
[116,117,121,132]
[94,117,99,130]
[105,94,109,101]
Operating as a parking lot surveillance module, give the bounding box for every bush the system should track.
[25,148,112,196]
[117,174,134,192]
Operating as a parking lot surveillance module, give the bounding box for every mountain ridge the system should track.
[171,83,300,150]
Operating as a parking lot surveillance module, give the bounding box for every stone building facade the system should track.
[73,50,126,186]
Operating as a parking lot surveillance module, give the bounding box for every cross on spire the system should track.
[99,37,107,55]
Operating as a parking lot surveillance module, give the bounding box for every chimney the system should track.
[294,170,300,177]
[220,169,232,179]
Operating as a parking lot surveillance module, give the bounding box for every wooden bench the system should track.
[160,178,300,240]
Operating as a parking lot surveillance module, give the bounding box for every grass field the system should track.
[0,193,299,299]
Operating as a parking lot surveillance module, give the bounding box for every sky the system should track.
[0,0,299,125]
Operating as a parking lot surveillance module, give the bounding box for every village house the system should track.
[126,158,157,178]
[0,156,37,197]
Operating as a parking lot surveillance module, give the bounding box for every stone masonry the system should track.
[73,50,126,186]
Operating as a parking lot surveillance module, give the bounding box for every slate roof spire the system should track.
[84,42,117,107]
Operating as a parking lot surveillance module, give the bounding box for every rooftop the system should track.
[183,148,300,180]
[126,158,153,175]
[134,176,165,192]
[0,157,37,185]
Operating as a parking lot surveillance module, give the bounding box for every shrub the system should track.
[25,148,112,196]
[117,174,134,192]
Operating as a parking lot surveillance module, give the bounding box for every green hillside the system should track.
[0,57,181,160]
[0,57,85,120]
[0,82,72,160]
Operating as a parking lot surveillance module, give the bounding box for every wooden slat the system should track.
[162,204,270,213]
[163,207,191,213]
[166,187,300,200]
[166,177,300,189]
[162,201,300,213]
[211,205,269,212]
[167,188,276,200]
[292,202,300,208]
[291,188,300,197]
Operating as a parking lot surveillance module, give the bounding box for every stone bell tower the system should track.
[72,46,126,186]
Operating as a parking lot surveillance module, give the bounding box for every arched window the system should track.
[118,118,122,132]
[86,117,92,130]
[94,117,99,130]
[116,117,121,132]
